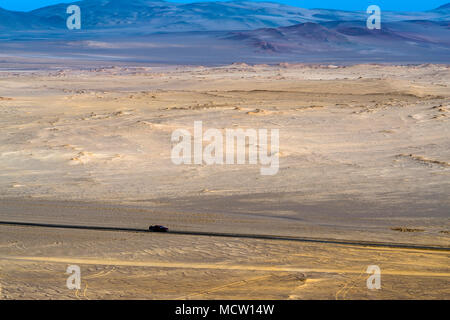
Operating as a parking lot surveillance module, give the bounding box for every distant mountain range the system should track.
[0,1,449,64]
[437,3,450,10]
[0,0,449,32]
[228,19,450,54]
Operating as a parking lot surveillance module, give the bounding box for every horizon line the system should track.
[1,0,449,13]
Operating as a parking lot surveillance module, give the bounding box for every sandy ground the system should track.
[0,63,449,299]
[0,224,449,300]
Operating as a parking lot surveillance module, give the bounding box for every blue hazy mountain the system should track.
[0,0,317,31]
[0,0,449,31]
[227,19,450,55]
[434,3,450,10]
[0,1,449,64]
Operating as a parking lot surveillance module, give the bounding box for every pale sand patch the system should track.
[4,256,450,278]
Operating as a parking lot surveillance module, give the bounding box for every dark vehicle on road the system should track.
[149,225,169,232]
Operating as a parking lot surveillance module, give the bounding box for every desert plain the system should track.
[0,62,449,299]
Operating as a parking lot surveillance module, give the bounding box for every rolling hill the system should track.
[0,1,449,64]
[0,0,448,32]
